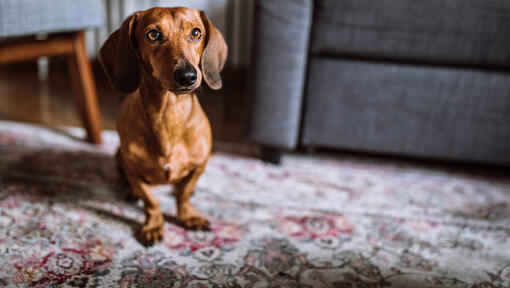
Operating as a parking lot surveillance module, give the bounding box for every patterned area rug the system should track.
[0,121,509,288]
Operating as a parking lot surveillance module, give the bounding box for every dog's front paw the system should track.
[181,216,210,231]
[139,211,164,245]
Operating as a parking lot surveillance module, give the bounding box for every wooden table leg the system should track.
[67,31,102,144]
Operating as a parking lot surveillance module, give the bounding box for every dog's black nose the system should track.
[174,66,197,87]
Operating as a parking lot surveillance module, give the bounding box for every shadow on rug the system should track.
[0,121,509,288]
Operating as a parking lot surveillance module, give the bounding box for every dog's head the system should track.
[99,7,227,94]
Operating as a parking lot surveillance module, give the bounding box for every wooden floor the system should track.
[0,57,246,143]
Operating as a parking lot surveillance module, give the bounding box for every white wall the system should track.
[86,0,253,68]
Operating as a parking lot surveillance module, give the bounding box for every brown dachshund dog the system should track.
[99,7,227,245]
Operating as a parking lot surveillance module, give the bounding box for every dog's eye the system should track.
[189,27,201,42]
[146,29,161,42]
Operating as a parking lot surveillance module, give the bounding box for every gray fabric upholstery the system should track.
[246,0,510,164]
[0,0,103,37]
[310,0,510,67]
[302,58,510,164]
[247,0,313,149]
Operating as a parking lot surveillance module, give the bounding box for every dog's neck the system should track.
[139,75,194,111]
[138,75,196,157]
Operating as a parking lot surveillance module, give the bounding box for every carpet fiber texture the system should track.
[0,121,509,288]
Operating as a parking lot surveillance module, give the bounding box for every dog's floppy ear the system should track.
[99,13,140,94]
[200,11,228,90]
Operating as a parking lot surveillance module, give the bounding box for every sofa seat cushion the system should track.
[302,57,510,164]
[310,0,510,68]
[0,0,103,38]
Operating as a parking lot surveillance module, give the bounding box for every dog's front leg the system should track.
[124,172,164,245]
[174,163,210,230]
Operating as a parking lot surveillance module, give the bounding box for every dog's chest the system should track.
[157,142,189,182]
[119,92,211,184]
[156,137,208,183]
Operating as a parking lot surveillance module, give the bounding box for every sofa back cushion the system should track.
[310,0,510,67]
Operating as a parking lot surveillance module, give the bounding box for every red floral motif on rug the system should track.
[0,121,509,287]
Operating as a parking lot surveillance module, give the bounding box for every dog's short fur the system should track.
[99,7,227,245]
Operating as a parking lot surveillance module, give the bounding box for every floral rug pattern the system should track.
[0,121,509,287]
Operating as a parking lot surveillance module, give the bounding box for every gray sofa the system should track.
[247,0,510,165]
